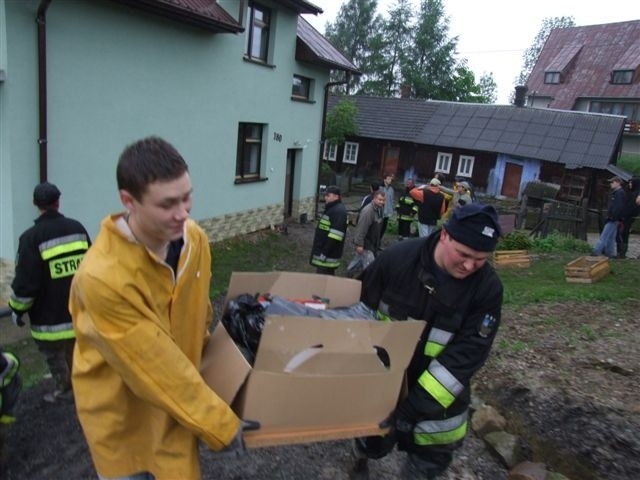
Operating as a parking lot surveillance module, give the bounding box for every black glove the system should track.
[242,419,261,432]
[11,312,25,328]
[221,419,261,454]
[383,397,421,452]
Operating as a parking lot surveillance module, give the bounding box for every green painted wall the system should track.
[1,0,329,258]
[0,0,14,262]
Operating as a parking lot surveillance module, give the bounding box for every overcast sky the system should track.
[303,0,640,104]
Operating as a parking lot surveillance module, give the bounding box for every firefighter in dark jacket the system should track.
[310,185,348,275]
[9,182,91,403]
[349,203,503,480]
[396,178,418,239]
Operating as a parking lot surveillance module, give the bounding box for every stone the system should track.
[484,430,522,469]
[547,472,571,480]
[471,404,507,436]
[508,461,547,480]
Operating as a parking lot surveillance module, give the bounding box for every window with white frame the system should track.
[323,141,337,161]
[342,142,359,165]
[435,152,452,174]
[457,155,475,177]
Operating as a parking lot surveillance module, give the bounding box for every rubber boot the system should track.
[401,454,447,480]
[348,440,370,480]
[348,457,369,480]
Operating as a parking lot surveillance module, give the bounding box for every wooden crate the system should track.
[493,250,531,268]
[564,255,610,283]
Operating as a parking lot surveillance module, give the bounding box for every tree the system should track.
[324,99,359,146]
[326,0,495,103]
[478,73,498,104]
[514,16,576,96]
[357,31,391,95]
[325,0,382,92]
[449,63,481,103]
[402,0,458,100]
[324,99,359,176]
[378,0,414,96]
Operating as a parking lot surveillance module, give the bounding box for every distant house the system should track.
[326,94,625,206]
[525,20,640,156]
[0,0,358,259]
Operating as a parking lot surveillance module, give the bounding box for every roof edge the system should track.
[111,0,244,33]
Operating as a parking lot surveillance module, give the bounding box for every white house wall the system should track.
[1,0,328,258]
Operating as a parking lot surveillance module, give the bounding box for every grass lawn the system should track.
[497,251,640,307]
[6,227,640,388]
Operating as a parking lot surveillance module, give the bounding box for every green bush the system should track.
[496,230,592,253]
[618,152,640,175]
[530,231,591,253]
[386,217,399,236]
[496,230,532,250]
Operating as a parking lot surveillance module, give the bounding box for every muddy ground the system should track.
[2,214,639,480]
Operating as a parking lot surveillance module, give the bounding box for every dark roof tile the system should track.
[112,0,243,32]
[328,96,625,170]
[296,16,359,73]
[564,140,590,154]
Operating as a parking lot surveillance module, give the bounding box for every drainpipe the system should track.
[314,73,351,219]
[37,0,52,182]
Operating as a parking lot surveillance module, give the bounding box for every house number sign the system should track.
[273,132,283,142]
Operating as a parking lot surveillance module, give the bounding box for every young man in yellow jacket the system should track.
[70,137,245,480]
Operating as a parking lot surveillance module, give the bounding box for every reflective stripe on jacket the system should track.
[310,199,348,269]
[396,193,418,221]
[360,234,502,448]
[9,210,90,339]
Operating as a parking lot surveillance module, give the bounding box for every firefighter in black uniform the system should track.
[0,347,22,474]
[310,185,348,275]
[0,348,21,422]
[396,178,418,239]
[349,203,503,480]
[9,182,91,403]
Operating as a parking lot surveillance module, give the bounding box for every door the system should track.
[380,146,400,177]
[501,163,523,198]
[284,149,296,219]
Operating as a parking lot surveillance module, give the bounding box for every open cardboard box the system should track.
[200,272,425,448]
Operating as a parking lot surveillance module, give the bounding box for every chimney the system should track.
[514,85,528,107]
[400,84,411,99]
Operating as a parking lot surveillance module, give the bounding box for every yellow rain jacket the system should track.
[70,214,239,479]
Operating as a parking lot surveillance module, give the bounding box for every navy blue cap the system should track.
[33,182,61,208]
[444,203,501,252]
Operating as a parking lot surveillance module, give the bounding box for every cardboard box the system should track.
[565,255,610,283]
[200,271,425,447]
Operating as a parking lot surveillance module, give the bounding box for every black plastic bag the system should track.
[221,293,266,365]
